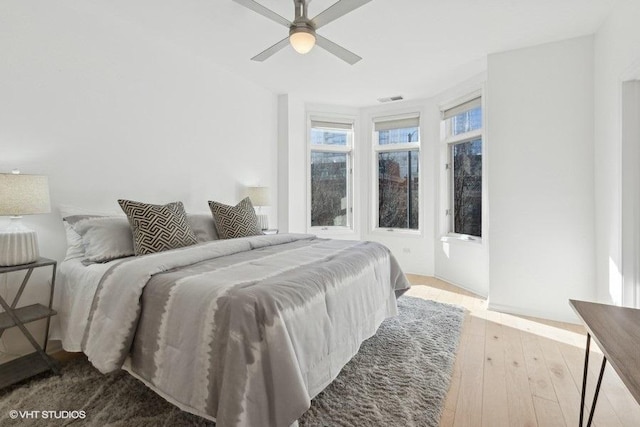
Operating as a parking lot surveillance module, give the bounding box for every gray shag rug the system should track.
[0,297,465,427]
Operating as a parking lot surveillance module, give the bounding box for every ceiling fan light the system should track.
[289,30,316,54]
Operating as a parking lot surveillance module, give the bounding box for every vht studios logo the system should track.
[9,410,86,420]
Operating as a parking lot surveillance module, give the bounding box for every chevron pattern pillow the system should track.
[118,199,198,255]
[208,197,263,239]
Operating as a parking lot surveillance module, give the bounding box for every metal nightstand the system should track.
[0,257,60,388]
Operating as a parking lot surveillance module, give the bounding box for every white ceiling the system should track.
[83,0,615,106]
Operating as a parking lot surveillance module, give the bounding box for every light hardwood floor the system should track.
[404,274,640,427]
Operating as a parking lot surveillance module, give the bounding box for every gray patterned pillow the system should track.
[118,199,198,255]
[208,197,263,239]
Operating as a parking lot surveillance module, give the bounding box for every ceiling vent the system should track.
[377,95,404,103]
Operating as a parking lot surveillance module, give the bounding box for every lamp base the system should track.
[256,214,269,231]
[0,217,40,266]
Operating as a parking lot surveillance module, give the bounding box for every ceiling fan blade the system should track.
[315,34,362,65]
[233,0,291,27]
[251,37,290,62]
[311,0,372,29]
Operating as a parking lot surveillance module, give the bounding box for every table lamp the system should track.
[246,186,270,230]
[0,170,51,266]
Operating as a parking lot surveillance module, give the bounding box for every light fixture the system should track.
[246,186,270,230]
[0,170,51,266]
[289,27,316,54]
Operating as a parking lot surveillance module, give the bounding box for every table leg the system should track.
[43,263,56,354]
[0,295,59,374]
[586,356,607,427]
[0,268,34,341]
[579,333,591,427]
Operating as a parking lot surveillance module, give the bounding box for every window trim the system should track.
[444,129,482,145]
[375,142,420,153]
[440,92,484,242]
[307,114,356,233]
[371,112,422,234]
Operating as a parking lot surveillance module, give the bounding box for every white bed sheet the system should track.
[50,257,121,351]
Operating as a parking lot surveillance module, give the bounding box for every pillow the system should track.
[208,197,263,239]
[59,205,126,261]
[118,199,198,255]
[60,206,122,261]
[187,213,219,242]
[64,215,135,263]
[62,220,85,261]
[59,205,121,219]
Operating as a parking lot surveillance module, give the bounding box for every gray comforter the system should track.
[82,234,410,427]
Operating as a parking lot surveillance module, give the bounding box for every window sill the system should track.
[440,234,483,244]
[371,228,422,238]
[309,227,355,236]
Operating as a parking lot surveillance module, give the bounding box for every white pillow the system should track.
[73,216,135,263]
[63,221,85,261]
[64,215,134,264]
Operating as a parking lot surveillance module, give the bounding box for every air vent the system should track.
[377,95,404,103]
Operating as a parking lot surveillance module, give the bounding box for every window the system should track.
[374,114,420,230]
[309,119,353,229]
[443,97,483,238]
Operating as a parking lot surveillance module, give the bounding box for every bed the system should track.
[54,213,410,427]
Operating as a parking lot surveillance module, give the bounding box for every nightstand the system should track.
[0,258,60,388]
[263,229,279,235]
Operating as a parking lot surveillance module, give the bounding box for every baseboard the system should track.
[403,267,434,277]
[487,301,580,324]
[46,339,62,356]
[433,274,488,299]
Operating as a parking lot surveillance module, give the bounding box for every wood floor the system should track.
[405,275,640,427]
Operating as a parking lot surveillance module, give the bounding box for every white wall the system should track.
[0,1,278,356]
[593,0,640,307]
[620,81,640,308]
[487,36,596,322]
[277,95,290,233]
[277,94,307,234]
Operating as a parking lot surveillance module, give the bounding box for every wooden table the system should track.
[569,299,640,427]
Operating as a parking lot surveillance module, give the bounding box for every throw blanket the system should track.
[82,234,410,427]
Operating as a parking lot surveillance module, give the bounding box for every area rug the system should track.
[0,296,465,427]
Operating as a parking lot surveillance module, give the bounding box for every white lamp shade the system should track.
[246,186,270,207]
[0,173,51,216]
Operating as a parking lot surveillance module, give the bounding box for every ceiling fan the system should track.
[232,0,372,65]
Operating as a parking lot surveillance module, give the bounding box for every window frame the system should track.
[307,114,355,233]
[441,93,484,242]
[372,112,422,235]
